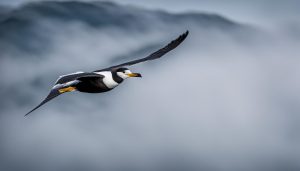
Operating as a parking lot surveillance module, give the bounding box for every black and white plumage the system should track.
[25,31,189,116]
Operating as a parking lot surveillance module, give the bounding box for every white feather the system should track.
[53,80,80,90]
[55,71,84,83]
[95,71,119,89]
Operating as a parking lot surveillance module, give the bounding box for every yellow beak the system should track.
[126,73,142,78]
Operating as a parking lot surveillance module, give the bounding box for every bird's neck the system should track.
[95,71,123,89]
[111,72,124,84]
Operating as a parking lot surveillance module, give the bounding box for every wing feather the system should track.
[95,30,189,71]
[25,73,103,116]
[55,72,102,84]
[25,88,61,116]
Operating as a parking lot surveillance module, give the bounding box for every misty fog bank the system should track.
[0,1,300,171]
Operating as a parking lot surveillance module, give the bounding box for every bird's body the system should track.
[25,31,189,116]
[75,74,110,93]
[55,71,111,93]
[56,70,125,94]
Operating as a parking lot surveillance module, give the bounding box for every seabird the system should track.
[25,31,189,116]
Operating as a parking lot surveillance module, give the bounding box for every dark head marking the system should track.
[111,67,128,83]
[116,67,129,73]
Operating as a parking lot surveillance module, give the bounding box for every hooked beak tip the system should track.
[135,73,142,78]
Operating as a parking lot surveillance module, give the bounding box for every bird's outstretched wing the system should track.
[95,30,189,72]
[25,88,62,116]
[25,73,103,116]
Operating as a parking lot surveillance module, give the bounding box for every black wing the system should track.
[25,73,103,116]
[77,74,104,82]
[95,30,189,72]
[55,72,102,84]
[25,88,61,116]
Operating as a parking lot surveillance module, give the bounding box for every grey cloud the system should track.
[0,1,300,171]
[1,0,300,26]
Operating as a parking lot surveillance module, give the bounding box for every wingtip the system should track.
[24,111,32,117]
[180,30,189,39]
[178,30,189,41]
[184,30,189,36]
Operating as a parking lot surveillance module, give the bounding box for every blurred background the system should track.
[0,0,300,171]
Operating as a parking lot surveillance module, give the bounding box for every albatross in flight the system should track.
[25,31,189,116]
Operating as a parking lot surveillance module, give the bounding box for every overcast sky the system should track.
[1,0,300,26]
[1,0,300,170]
